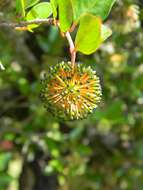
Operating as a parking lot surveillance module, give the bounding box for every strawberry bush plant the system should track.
[0,1,143,190]
[14,0,115,120]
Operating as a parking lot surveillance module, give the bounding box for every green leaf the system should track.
[16,0,40,17]
[26,2,53,30]
[16,0,25,17]
[25,0,40,9]
[101,24,112,42]
[75,14,101,55]
[71,0,116,21]
[50,0,58,18]
[58,0,73,32]
[0,174,13,187]
[26,2,52,21]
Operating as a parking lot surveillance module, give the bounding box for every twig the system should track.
[0,18,76,68]
[0,18,55,28]
[65,31,76,69]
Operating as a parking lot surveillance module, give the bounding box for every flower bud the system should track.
[40,62,102,120]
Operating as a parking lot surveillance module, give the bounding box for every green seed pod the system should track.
[40,62,102,120]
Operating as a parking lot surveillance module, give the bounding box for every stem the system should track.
[65,31,76,69]
[0,18,55,28]
[0,18,76,68]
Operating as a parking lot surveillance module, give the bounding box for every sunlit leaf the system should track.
[50,0,58,18]
[26,2,52,30]
[26,2,52,20]
[16,0,40,16]
[75,14,101,54]
[71,0,116,21]
[25,0,40,9]
[58,0,73,32]
[16,0,25,17]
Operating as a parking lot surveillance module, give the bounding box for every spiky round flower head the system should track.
[40,62,102,120]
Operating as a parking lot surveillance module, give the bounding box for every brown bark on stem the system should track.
[0,18,76,69]
[0,18,55,28]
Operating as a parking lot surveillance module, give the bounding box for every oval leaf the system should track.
[75,14,102,55]
[58,0,73,32]
[26,2,52,21]
[16,0,25,17]
[71,0,116,21]
[26,2,53,30]
[25,0,40,9]
[16,0,40,16]
[50,0,58,18]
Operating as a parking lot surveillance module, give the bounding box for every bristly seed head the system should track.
[40,62,102,120]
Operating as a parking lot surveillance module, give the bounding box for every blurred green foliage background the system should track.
[0,0,143,189]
